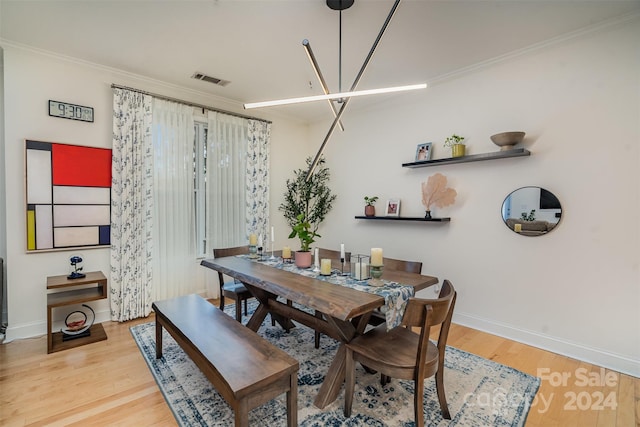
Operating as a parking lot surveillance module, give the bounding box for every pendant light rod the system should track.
[302,40,345,131]
[244,83,424,109]
[305,0,405,180]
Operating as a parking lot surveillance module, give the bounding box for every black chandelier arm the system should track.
[305,0,403,180]
[303,40,345,131]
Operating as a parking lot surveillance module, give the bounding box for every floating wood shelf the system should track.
[402,148,530,168]
[355,216,450,222]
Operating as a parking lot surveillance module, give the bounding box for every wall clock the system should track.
[48,100,94,122]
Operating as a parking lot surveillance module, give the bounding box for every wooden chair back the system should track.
[401,280,455,329]
[213,245,249,283]
[382,256,422,274]
[317,248,351,262]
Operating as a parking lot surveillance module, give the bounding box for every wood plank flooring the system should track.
[1,301,637,426]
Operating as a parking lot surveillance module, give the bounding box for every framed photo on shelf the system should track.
[415,142,433,161]
[385,199,400,217]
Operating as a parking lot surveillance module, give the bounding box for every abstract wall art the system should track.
[25,140,112,252]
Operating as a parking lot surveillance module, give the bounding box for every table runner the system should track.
[239,255,414,328]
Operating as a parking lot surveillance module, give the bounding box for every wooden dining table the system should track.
[200,255,438,409]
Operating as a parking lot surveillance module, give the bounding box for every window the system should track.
[194,122,208,257]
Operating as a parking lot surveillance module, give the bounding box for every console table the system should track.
[46,271,108,354]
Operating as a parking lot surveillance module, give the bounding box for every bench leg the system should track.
[287,373,298,427]
[155,320,163,359]
[235,400,249,427]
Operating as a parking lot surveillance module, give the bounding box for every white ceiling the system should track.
[1,0,639,123]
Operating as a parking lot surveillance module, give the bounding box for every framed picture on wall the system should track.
[385,199,400,217]
[415,142,432,161]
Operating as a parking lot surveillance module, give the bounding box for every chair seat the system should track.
[347,325,439,375]
[222,280,250,294]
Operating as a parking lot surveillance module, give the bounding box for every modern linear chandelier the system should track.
[244,0,426,179]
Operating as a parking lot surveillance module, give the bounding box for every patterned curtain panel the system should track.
[151,99,197,300]
[247,119,271,242]
[111,88,153,321]
[206,112,248,249]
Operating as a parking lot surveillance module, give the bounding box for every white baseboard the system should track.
[454,312,639,378]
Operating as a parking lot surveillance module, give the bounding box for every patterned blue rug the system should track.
[131,301,539,426]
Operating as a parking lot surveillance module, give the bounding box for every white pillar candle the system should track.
[271,226,275,242]
[258,234,263,247]
[371,248,383,266]
[354,262,369,280]
[282,246,291,258]
[514,223,522,233]
[340,243,345,259]
[320,258,332,275]
[249,233,257,245]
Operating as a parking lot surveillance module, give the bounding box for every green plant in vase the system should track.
[364,196,378,217]
[280,156,336,268]
[444,134,466,157]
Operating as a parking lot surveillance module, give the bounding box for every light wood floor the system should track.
[1,302,637,426]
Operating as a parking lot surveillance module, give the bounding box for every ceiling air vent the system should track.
[191,72,230,87]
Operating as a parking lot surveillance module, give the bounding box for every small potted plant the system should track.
[444,134,466,157]
[288,213,319,268]
[364,196,378,217]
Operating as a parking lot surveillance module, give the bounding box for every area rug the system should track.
[131,302,539,426]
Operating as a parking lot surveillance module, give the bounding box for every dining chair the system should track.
[212,245,254,322]
[367,256,423,327]
[344,280,456,427]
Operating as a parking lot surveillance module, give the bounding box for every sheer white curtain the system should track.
[152,99,197,300]
[110,88,154,321]
[206,112,249,249]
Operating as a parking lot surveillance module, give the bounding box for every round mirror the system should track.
[501,187,562,236]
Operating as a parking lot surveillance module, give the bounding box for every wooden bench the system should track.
[152,294,299,427]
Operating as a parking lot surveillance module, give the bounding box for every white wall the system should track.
[308,20,640,376]
[1,46,307,339]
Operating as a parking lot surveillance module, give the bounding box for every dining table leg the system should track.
[245,285,295,332]
[313,313,372,409]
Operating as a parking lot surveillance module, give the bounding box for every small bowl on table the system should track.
[490,131,525,151]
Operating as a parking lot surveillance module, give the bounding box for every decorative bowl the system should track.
[490,131,525,151]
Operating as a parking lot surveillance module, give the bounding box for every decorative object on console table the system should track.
[444,133,466,157]
[67,255,86,279]
[415,142,433,161]
[490,131,525,151]
[363,195,378,217]
[421,173,457,219]
[385,199,400,217]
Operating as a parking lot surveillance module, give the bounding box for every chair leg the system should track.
[219,295,225,311]
[235,299,242,322]
[243,298,248,315]
[435,367,451,419]
[344,348,355,417]
[314,310,323,349]
[380,374,390,386]
[414,377,424,427]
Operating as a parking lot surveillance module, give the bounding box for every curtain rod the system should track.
[110,84,272,124]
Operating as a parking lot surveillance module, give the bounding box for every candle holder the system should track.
[249,245,258,259]
[257,245,264,260]
[350,255,370,280]
[370,264,383,280]
[282,256,293,264]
